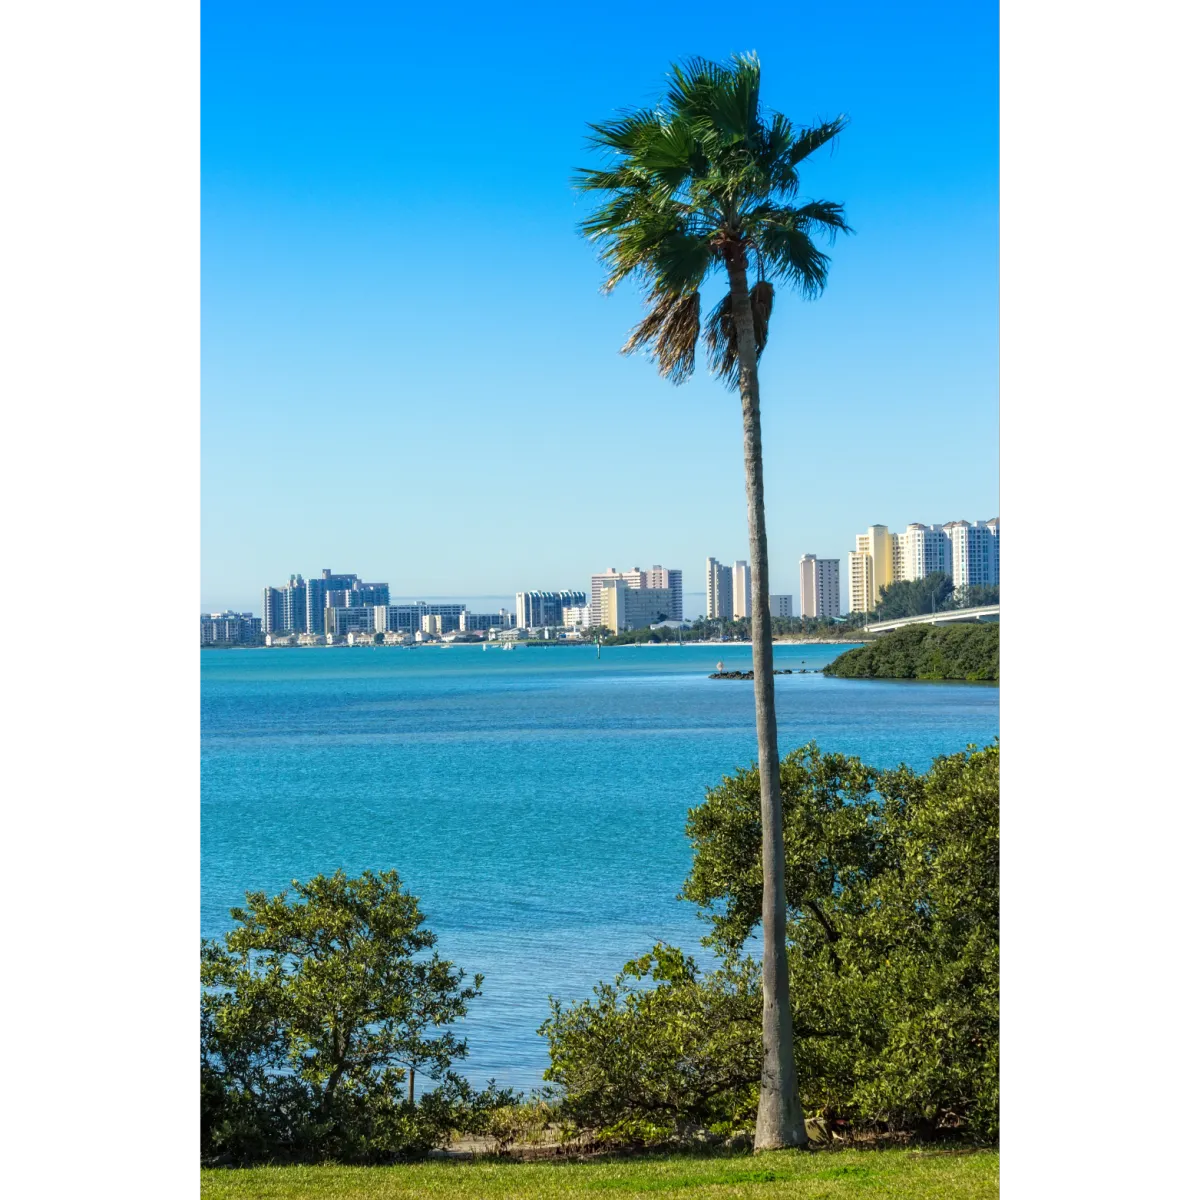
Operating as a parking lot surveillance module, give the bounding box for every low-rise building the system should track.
[326,606,375,636]
[769,594,793,618]
[201,611,263,645]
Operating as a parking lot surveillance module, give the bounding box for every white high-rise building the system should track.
[732,560,751,619]
[945,518,1000,590]
[799,555,841,618]
[705,557,733,619]
[769,594,793,618]
[897,523,952,581]
[589,565,682,625]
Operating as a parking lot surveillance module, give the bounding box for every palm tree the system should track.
[577,54,849,1150]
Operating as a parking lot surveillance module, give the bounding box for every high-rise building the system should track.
[896,524,952,581]
[732,560,751,619]
[306,570,358,633]
[847,519,998,611]
[643,565,684,621]
[848,526,896,613]
[263,574,307,635]
[515,590,588,629]
[769,594,793,618]
[705,557,733,619]
[799,555,841,619]
[589,566,682,625]
[945,518,1000,590]
[597,578,673,631]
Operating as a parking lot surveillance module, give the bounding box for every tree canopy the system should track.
[201,869,513,1163]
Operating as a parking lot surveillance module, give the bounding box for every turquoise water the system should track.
[201,642,998,1091]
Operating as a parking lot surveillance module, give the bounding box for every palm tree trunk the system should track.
[726,257,807,1151]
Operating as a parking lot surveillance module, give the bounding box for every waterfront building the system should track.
[516,590,587,629]
[846,519,999,610]
[895,523,952,581]
[589,566,682,625]
[201,611,262,645]
[560,605,592,629]
[300,570,390,633]
[705,557,733,619]
[421,614,443,635]
[848,526,896,613]
[326,606,375,636]
[460,610,513,632]
[769,594,793,618]
[945,518,1000,590]
[424,602,469,627]
[373,601,466,633]
[733,560,751,619]
[799,555,841,619]
[597,578,673,632]
[263,574,307,635]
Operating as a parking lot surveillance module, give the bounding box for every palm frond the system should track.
[623,289,701,384]
[792,199,852,241]
[577,54,849,378]
[585,108,662,154]
[758,226,829,297]
[705,282,775,386]
[786,117,848,166]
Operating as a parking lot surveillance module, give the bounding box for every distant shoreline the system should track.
[202,637,865,651]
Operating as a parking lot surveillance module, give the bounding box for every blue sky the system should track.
[202,0,997,615]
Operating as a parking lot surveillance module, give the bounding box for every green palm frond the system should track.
[785,117,849,166]
[578,53,848,382]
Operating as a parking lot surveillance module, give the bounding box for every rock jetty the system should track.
[708,668,810,680]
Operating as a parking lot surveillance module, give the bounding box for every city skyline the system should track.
[201,1,998,613]
[223,512,995,618]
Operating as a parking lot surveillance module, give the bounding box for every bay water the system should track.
[201,641,998,1092]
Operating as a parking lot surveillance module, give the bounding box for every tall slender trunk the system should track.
[727,257,806,1151]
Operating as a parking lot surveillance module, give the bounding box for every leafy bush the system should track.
[201,869,516,1164]
[543,744,999,1141]
[825,623,998,681]
[540,946,761,1140]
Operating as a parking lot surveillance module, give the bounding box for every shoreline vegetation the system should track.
[202,745,998,1174]
[824,623,998,683]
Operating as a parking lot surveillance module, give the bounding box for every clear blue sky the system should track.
[202,0,997,615]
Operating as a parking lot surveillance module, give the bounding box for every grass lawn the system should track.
[201,1148,999,1199]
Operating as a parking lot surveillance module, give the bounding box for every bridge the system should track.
[863,604,1000,635]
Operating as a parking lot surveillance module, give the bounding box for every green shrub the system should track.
[543,744,999,1141]
[201,869,516,1163]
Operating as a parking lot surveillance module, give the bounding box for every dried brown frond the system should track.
[704,281,774,386]
[622,290,701,384]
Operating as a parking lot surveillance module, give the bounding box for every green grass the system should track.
[201,1148,998,1199]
